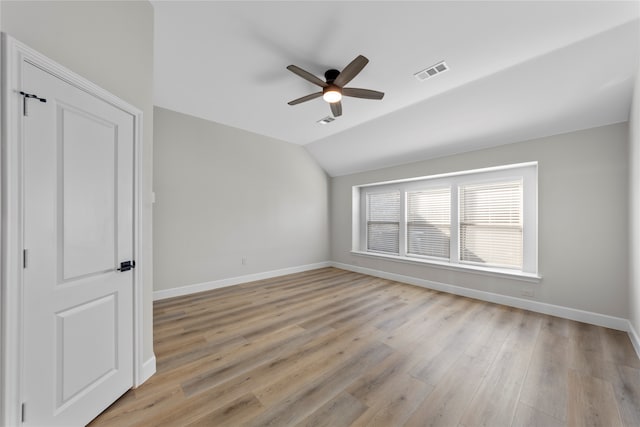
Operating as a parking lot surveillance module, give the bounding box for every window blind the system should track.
[367,191,400,254]
[407,188,451,259]
[459,180,523,268]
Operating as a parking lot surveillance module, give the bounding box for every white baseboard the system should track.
[137,355,156,386]
[330,261,629,332]
[150,259,639,359]
[153,262,332,301]
[627,321,640,360]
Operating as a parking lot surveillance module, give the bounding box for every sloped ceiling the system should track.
[153,1,640,176]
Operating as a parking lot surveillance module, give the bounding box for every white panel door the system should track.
[22,60,134,426]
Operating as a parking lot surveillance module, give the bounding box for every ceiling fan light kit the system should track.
[287,55,384,118]
[322,87,342,103]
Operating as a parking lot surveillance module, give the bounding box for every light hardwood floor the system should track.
[90,267,640,426]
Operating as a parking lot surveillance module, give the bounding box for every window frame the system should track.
[353,162,539,281]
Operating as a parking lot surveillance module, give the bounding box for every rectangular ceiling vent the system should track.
[317,116,335,125]
[414,61,448,82]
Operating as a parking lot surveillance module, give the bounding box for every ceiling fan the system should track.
[286,55,384,118]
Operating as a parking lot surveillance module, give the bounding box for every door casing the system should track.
[0,34,147,426]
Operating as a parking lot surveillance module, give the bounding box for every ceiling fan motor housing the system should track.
[323,84,341,96]
[324,69,340,83]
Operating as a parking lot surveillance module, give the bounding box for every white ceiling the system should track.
[153,1,640,176]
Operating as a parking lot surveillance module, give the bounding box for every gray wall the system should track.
[629,69,640,334]
[153,107,329,292]
[1,1,155,361]
[331,123,629,318]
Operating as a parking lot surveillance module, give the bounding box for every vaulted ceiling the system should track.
[153,1,639,176]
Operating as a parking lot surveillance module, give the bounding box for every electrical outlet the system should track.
[521,288,534,298]
[241,257,247,265]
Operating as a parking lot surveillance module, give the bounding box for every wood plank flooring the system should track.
[89,267,640,426]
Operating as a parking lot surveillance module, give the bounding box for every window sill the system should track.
[350,250,542,283]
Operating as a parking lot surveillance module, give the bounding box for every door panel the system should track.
[56,293,117,407]
[61,106,117,280]
[22,60,134,426]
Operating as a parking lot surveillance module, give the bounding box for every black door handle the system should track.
[117,260,135,272]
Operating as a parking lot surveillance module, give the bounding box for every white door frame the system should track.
[0,34,147,426]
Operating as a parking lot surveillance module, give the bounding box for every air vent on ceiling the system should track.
[317,116,335,125]
[414,61,448,82]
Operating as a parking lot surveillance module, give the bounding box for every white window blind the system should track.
[367,191,400,254]
[459,180,523,268]
[407,188,451,259]
[355,163,537,278]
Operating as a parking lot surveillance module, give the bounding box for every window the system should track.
[354,163,538,279]
[366,191,400,254]
[459,180,522,268]
[407,188,451,259]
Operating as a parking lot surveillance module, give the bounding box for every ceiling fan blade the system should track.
[342,87,385,100]
[330,101,342,117]
[286,65,328,88]
[334,55,369,87]
[288,92,323,105]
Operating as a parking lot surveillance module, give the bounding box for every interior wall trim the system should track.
[330,262,630,332]
[151,260,639,360]
[153,262,332,301]
[139,356,156,386]
[627,321,640,360]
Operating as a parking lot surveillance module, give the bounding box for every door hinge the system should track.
[21,402,26,422]
[19,91,47,116]
[23,249,27,269]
